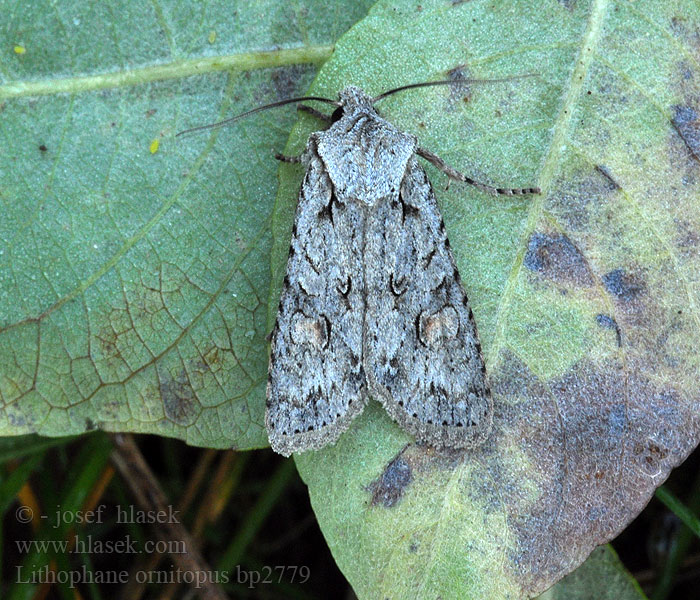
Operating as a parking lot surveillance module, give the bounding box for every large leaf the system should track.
[0,0,375,447]
[544,546,646,600]
[3,0,700,598]
[274,0,700,598]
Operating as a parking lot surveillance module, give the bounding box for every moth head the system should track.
[333,86,378,122]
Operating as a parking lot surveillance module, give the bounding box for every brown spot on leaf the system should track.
[634,440,669,472]
[595,314,622,347]
[445,63,473,106]
[160,370,200,426]
[671,105,700,163]
[524,232,594,286]
[594,165,621,190]
[201,346,221,370]
[675,218,700,258]
[96,325,120,360]
[270,64,315,101]
[550,165,624,230]
[602,268,645,301]
[486,355,700,596]
[447,63,470,80]
[368,454,413,508]
[7,411,28,428]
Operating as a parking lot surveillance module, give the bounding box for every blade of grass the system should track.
[651,480,700,600]
[52,542,78,600]
[217,458,296,571]
[0,453,45,586]
[77,548,105,600]
[655,486,700,538]
[193,451,248,538]
[0,435,79,463]
[5,433,113,600]
[0,454,44,513]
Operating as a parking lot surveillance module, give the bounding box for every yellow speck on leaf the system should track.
[14,45,26,54]
[149,139,160,154]
[208,31,216,44]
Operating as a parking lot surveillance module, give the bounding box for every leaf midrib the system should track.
[0,45,333,100]
[487,0,611,366]
[0,45,333,336]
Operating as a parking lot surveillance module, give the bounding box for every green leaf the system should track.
[279,0,700,598]
[541,546,647,600]
[4,0,700,598]
[6,433,112,600]
[0,0,375,448]
[0,453,44,514]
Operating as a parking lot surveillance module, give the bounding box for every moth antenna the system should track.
[176,95,339,137]
[372,73,537,103]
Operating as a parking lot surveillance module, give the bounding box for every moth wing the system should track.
[266,150,368,456]
[365,157,492,449]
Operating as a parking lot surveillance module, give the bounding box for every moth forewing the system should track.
[265,86,538,455]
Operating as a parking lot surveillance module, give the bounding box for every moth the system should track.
[179,79,539,457]
[264,84,539,456]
